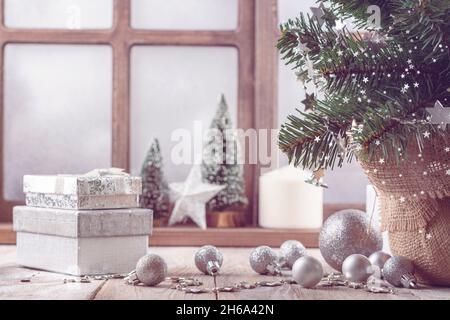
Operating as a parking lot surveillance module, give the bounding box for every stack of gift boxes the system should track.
[13,169,153,276]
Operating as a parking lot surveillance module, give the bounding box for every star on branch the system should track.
[426,100,450,129]
[302,93,316,112]
[305,169,328,188]
[310,4,326,27]
[322,8,337,27]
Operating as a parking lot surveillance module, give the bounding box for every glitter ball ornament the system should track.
[383,256,418,288]
[319,209,383,271]
[195,245,223,275]
[280,240,307,269]
[135,254,168,286]
[292,256,323,288]
[249,246,279,275]
[342,254,373,283]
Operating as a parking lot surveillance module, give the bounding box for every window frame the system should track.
[0,0,279,225]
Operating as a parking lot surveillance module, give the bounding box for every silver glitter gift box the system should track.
[13,206,153,276]
[23,168,142,210]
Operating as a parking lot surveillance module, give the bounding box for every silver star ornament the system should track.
[426,100,450,129]
[168,165,225,229]
[310,4,326,27]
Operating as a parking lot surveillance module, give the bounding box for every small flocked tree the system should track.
[202,94,248,211]
[277,0,450,172]
[140,138,170,219]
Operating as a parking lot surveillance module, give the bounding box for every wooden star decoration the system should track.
[302,93,316,111]
[426,100,450,129]
[168,165,225,229]
[305,169,328,188]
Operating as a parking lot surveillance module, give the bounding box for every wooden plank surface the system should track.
[0,246,105,300]
[1,246,449,300]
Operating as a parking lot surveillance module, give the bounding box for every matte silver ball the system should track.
[249,246,278,274]
[342,254,373,283]
[319,209,383,271]
[280,240,307,269]
[195,245,223,274]
[136,253,168,286]
[292,256,323,288]
[383,256,416,288]
[369,251,391,276]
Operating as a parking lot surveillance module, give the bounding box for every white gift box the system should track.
[23,169,142,210]
[13,206,152,276]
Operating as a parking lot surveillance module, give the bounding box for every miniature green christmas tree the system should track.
[202,94,248,211]
[277,0,449,171]
[140,138,170,219]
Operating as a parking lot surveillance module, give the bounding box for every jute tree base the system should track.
[360,133,450,286]
[387,200,450,285]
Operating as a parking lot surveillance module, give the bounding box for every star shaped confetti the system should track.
[294,40,311,55]
[426,100,450,129]
[302,93,316,111]
[322,8,337,27]
[310,4,326,27]
[305,169,328,188]
[168,165,225,229]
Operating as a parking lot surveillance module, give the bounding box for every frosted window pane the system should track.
[130,46,238,183]
[4,44,112,201]
[277,0,367,203]
[5,0,113,29]
[131,0,237,30]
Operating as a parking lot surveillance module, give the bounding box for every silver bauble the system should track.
[249,246,279,275]
[280,240,307,269]
[136,253,168,286]
[383,256,417,288]
[319,209,383,271]
[342,254,373,283]
[292,256,323,288]
[195,245,223,275]
[369,251,391,278]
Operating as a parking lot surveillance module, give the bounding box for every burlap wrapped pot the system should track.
[359,133,450,286]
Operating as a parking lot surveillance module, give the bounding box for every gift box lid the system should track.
[23,168,142,196]
[13,206,152,238]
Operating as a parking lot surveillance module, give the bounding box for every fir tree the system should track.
[277,0,450,171]
[140,138,170,219]
[202,94,248,211]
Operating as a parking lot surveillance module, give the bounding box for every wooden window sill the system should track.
[1,203,364,247]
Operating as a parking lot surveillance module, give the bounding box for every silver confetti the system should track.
[183,287,210,294]
[216,287,240,293]
[256,281,283,287]
[236,281,257,289]
[366,285,394,294]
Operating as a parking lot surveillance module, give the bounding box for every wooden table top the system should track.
[0,246,449,300]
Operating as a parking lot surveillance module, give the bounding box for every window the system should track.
[0,0,268,225]
[0,0,364,246]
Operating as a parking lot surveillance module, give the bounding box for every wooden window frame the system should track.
[0,0,362,246]
[0,0,274,222]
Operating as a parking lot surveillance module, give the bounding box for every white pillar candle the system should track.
[366,185,391,254]
[259,166,323,229]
